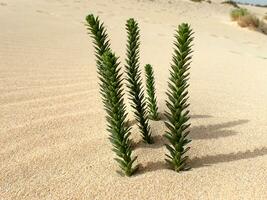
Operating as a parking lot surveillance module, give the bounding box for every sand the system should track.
[1,0,267,199]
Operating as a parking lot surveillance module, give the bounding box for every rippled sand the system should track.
[1,0,267,199]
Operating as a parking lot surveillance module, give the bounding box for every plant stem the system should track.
[125,18,153,144]
[145,64,159,120]
[85,14,138,176]
[164,23,194,172]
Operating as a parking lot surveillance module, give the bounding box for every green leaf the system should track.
[164,23,194,172]
[125,18,153,144]
[85,16,138,176]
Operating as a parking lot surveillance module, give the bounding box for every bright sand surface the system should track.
[1,0,267,199]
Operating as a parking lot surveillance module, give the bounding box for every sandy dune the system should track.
[1,0,267,199]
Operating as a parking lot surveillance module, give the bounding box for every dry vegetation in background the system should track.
[190,0,212,3]
[222,0,239,8]
[230,8,267,35]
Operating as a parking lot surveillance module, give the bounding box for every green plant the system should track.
[222,0,239,8]
[85,14,110,77]
[125,18,153,144]
[164,23,193,172]
[230,8,267,35]
[145,64,159,120]
[100,51,138,176]
[230,8,249,21]
[190,0,204,2]
[85,14,137,176]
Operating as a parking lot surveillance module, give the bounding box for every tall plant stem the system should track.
[145,64,159,120]
[164,23,194,172]
[85,15,138,176]
[125,18,153,144]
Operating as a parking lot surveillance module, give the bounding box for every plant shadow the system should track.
[133,119,249,150]
[190,119,249,140]
[136,146,267,175]
[191,147,267,168]
[132,134,167,149]
[132,117,258,175]
[136,161,170,175]
[127,113,213,126]
[158,112,213,121]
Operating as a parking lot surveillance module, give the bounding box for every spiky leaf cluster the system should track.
[85,14,110,77]
[145,64,159,120]
[125,18,153,144]
[100,51,138,176]
[85,14,137,176]
[164,23,194,172]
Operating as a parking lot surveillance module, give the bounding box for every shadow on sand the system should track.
[127,113,212,127]
[136,147,267,175]
[133,119,249,149]
[130,114,266,174]
[191,147,267,168]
